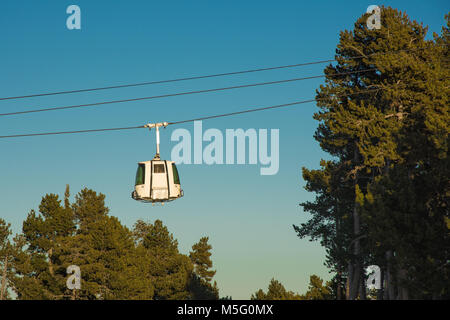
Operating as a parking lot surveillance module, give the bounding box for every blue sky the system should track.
[0,1,448,299]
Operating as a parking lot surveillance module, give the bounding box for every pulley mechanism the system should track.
[144,122,169,160]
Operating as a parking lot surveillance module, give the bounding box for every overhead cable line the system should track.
[169,76,450,125]
[0,126,144,139]
[167,99,315,125]
[0,47,426,102]
[0,68,375,117]
[0,88,382,139]
[0,60,334,101]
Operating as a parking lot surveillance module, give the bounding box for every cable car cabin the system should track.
[132,160,183,203]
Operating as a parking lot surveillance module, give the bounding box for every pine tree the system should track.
[251,278,302,300]
[0,219,13,300]
[296,6,449,299]
[294,160,354,299]
[133,219,193,300]
[302,275,332,300]
[188,237,219,299]
[13,191,75,299]
[190,237,216,282]
[11,187,222,300]
[12,187,154,299]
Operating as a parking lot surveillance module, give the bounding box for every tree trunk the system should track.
[385,250,395,300]
[337,271,342,300]
[359,272,366,300]
[349,146,362,300]
[381,161,395,301]
[47,248,54,276]
[349,206,361,299]
[346,262,352,299]
[377,267,384,300]
[0,256,8,300]
[396,269,409,300]
[335,201,343,300]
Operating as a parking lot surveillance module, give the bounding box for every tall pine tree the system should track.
[295,7,449,299]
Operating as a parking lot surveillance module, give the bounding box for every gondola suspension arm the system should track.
[144,122,169,160]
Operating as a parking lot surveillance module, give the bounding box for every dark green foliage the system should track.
[188,273,219,300]
[190,237,216,282]
[0,219,13,300]
[295,7,449,299]
[251,278,302,300]
[302,275,332,300]
[251,275,332,300]
[133,219,192,300]
[9,187,220,300]
[188,237,219,299]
